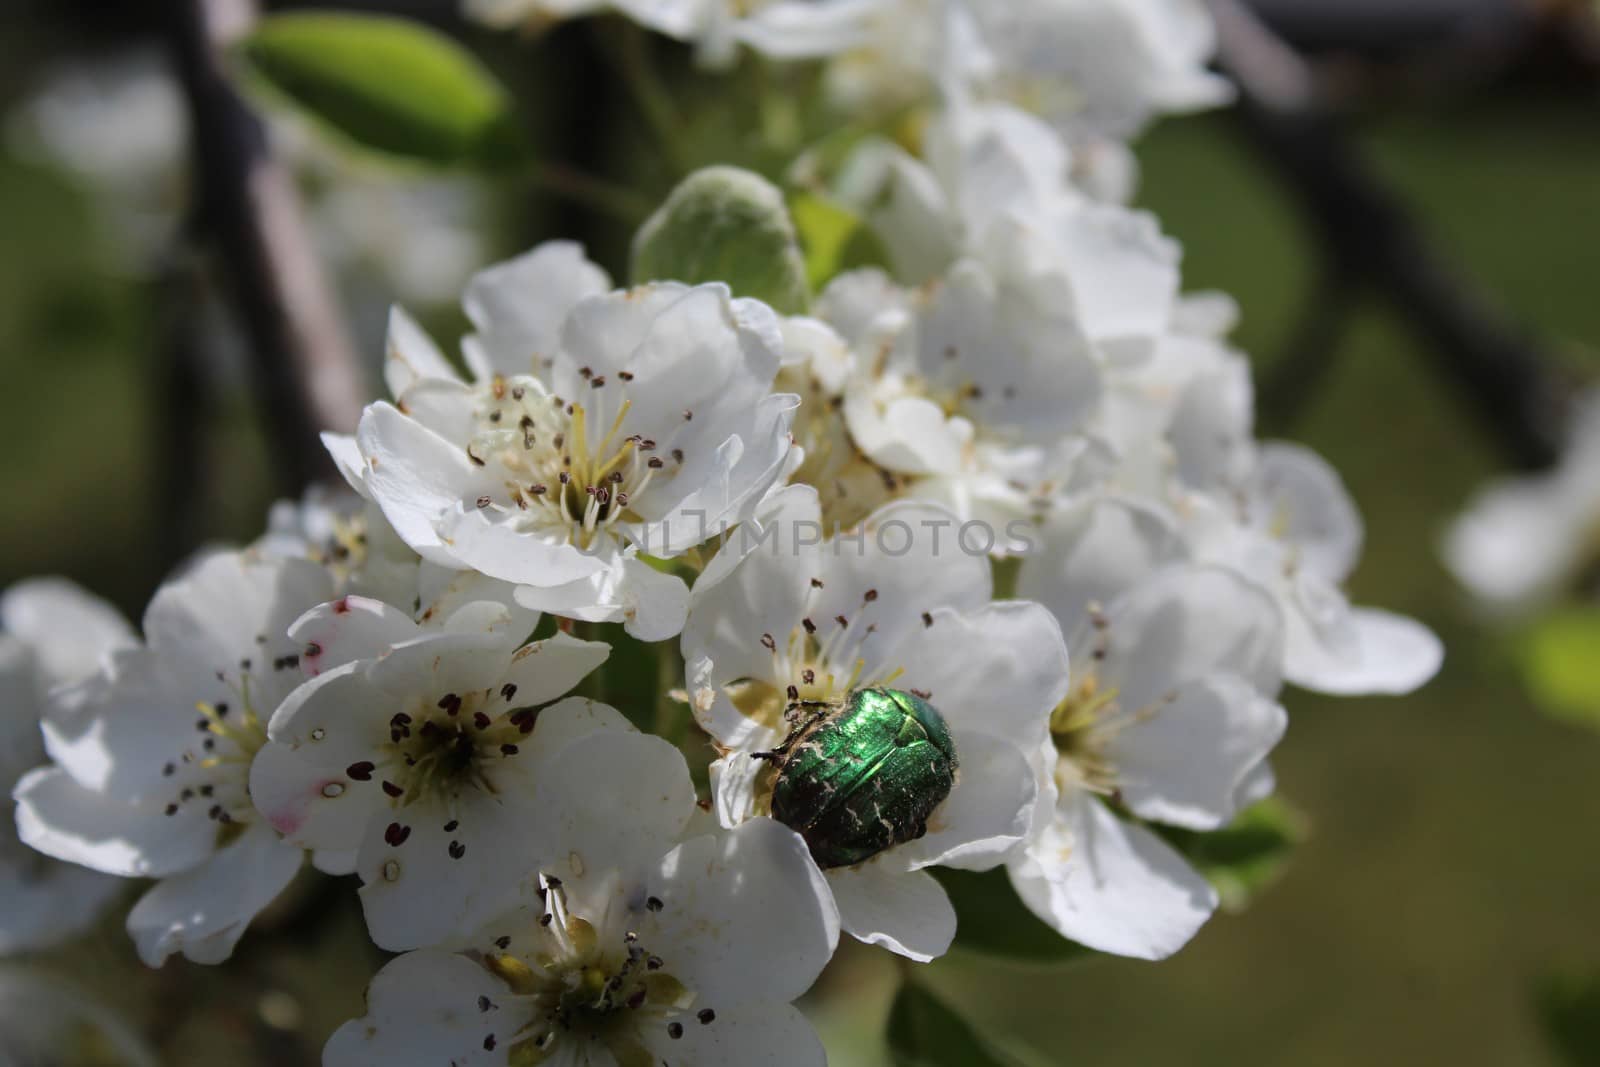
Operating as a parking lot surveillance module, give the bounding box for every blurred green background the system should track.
[1,11,1598,1067]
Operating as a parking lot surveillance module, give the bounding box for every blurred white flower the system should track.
[0,580,132,956]
[344,243,798,640]
[324,729,835,1067]
[683,488,1067,960]
[251,604,612,950]
[12,551,330,966]
[7,47,490,307]
[0,966,156,1067]
[1443,390,1600,613]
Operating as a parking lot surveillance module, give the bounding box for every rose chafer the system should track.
[757,686,958,869]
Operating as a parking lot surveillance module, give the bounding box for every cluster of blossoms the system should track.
[4,1,1444,1062]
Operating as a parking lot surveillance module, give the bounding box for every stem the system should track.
[527,161,653,224]
[600,21,692,178]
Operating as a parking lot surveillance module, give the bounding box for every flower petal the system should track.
[1009,793,1215,960]
[638,1000,826,1067]
[644,819,838,1005]
[1110,674,1287,830]
[323,950,510,1067]
[0,578,133,686]
[125,823,302,966]
[827,863,955,962]
[1286,606,1443,697]
[896,728,1036,872]
[13,765,213,878]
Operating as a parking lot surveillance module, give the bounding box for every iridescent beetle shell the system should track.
[764,687,958,869]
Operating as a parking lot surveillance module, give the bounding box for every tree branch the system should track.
[165,0,368,493]
[1206,0,1573,470]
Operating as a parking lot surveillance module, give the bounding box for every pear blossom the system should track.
[1182,443,1444,696]
[1443,389,1600,612]
[343,243,797,640]
[12,550,333,966]
[1013,541,1287,958]
[682,489,1068,960]
[0,580,132,955]
[325,729,836,1067]
[251,600,614,949]
[256,485,536,641]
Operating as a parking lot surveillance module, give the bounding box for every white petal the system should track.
[367,631,516,702]
[1111,674,1287,830]
[519,730,696,898]
[1096,565,1285,711]
[1254,442,1364,584]
[896,729,1035,872]
[323,950,510,1067]
[383,305,459,398]
[357,790,529,951]
[638,1000,825,1066]
[844,390,966,475]
[1016,494,1186,639]
[524,696,636,754]
[734,0,877,58]
[827,863,954,962]
[0,578,133,685]
[248,737,386,851]
[1009,793,1215,960]
[356,401,490,565]
[1442,477,1579,609]
[645,819,838,1004]
[125,823,302,966]
[616,555,690,641]
[879,600,1068,746]
[290,595,420,676]
[496,632,610,708]
[681,487,822,697]
[462,241,611,381]
[264,660,395,762]
[442,507,609,587]
[1287,607,1443,697]
[14,765,214,878]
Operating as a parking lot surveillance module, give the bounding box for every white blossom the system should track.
[683,488,1067,960]
[0,580,132,955]
[12,551,331,966]
[325,728,836,1066]
[344,243,798,640]
[251,599,614,950]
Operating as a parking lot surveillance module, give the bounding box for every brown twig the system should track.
[164,0,367,493]
[1207,0,1572,470]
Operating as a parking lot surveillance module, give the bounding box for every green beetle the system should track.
[757,686,958,869]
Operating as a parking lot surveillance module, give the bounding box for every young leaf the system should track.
[239,13,528,168]
[888,981,1029,1067]
[789,191,889,291]
[933,867,1094,964]
[1519,608,1600,733]
[632,166,810,314]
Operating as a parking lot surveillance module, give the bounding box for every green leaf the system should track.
[632,166,810,314]
[239,13,528,168]
[933,867,1094,964]
[1538,969,1600,1066]
[1159,797,1307,912]
[887,981,1028,1067]
[1519,608,1600,732]
[789,191,888,291]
